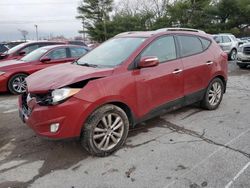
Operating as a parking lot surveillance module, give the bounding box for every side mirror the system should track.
[40,57,51,62]
[138,56,159,69]
[19,51,26,56]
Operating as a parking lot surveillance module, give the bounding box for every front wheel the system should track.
[201,78,224,110]
[8,73,28,94]
[81,104,129,157]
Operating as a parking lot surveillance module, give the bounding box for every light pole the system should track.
[34,24,38,40]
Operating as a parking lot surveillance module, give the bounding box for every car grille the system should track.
[243,47,250,55]
[30,93,52,105]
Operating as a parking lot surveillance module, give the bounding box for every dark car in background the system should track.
[67,40,87,47]
[0,41,65,62]
[4,41,26,49]
[0,43,8,54]
[0,45,89,94]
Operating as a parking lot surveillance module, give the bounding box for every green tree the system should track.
[77,0,113,42]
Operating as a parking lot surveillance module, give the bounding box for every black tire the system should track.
[201,78,224,110]
[8,73,28,95]
[81,104,129,157]
[238,64,247,69]
[229,49,237,61]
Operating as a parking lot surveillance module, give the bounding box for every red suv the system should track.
[19,28,228,156]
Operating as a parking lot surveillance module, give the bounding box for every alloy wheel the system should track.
[12,76,27,94]
[93,113,124,151]
[208,82,222,106]
[231,50,237,60]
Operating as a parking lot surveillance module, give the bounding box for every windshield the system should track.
[6,43,27,54]
[21,48,49,62]
[76,37,146,67]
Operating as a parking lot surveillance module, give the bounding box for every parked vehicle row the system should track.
[19,28,228,156]
[0,41,65,61]
[0,43,9,54]
[0,44,89,94]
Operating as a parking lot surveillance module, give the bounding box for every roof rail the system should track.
[156,28,206,34]
[115,31,143,37]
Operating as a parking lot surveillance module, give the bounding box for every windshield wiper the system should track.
[78,62,98,68]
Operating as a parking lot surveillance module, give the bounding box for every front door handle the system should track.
[206,61,214,65]
[172,69,183,74]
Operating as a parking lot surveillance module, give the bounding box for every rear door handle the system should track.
[172,69,183,74]
[206,61,214,65]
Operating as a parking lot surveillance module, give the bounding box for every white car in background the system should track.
[237,42,250,69]
[213,34,239,60]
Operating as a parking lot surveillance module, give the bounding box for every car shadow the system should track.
[0,103,200,187]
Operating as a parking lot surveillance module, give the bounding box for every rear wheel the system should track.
[81,104,129,157]
[8,73,28,94]
[229,49,237,61]
[201,78,224,110]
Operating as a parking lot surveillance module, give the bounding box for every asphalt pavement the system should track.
[0,61,250,188]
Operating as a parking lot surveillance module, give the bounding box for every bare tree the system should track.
[114,0,170,17]
[18,29,29,41]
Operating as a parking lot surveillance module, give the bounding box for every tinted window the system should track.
[200,37,211,50]
[178,36,203,57]
[39,43,61,47]
[0,45,8,52]
[141,36,176,62]
[22,44,40,54]
[222,36,231,43]
[47,48,67,60]
[70,47,87,58]
[69,41,87,46]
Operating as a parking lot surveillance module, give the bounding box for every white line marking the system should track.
[3,109,18,114]
[165,128,250,188]
[225,161,250,188]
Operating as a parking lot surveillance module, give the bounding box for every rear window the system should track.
[178,36,203,57]
[200,37,211,50]
[222,36,231,43]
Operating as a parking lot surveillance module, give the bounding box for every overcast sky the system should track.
[0,0,85,41]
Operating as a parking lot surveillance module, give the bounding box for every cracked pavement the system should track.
[0,61,250,188]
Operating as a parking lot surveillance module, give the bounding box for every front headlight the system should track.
[0,71,5,76]
[51,88,81,104]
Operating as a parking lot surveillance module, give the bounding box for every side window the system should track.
[21,44,40,54]
[141,36,176,62]
[39,43,51,47]
[70,47,87,58]
[222,36,231,43]
[46,48,67,60]
[199,37,211,50]
[178,36,203,57]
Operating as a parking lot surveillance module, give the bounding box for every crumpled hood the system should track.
[26,63,114,93]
